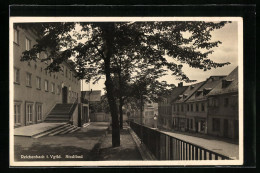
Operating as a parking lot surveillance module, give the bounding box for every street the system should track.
[160,130,239,159]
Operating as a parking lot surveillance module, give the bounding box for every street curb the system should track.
[127,126,157,160]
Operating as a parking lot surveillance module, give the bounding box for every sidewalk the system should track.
[91,126,142,160]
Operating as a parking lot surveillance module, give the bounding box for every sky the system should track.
[81,21,238,95]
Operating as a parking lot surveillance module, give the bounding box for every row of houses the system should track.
[158,67,238,139]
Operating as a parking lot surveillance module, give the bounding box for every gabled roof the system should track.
[175,81,205,103]
[186,76,226,102]
[208,67,238,96]
[81,90,101,102]
[169,86,189,103]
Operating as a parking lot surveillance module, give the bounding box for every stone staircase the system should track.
[32,123,81,138]
[44,103,74,123]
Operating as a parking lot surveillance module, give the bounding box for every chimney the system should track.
[178,82,183,87]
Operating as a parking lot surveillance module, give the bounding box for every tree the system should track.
[16,21,231,147]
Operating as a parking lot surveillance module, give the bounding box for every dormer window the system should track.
[222,79,233,88]
[203,88,212,96]
[190,85,194,89]
[196,90,202,97]
[178,95,183,100]
[183,94,188,99]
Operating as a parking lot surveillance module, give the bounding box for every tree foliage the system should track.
[16,21,231,147]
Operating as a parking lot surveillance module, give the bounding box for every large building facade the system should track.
[13,26,81,127]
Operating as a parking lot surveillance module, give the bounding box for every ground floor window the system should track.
[14,102,21,125]
[36,104,42,121]
[212,118,220,131]
[26,103,33,124]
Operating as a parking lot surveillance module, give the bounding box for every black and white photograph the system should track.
[9,17,243,166]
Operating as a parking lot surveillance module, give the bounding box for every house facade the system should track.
[13,26,81,127]
[172,81,204,131]
[158,83,188,129]
[185,76,226,134]
[207,67,239,139]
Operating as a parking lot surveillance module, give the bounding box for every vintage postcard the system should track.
[9,16,243,167]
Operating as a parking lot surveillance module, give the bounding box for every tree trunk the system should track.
[119,96,123,129]
[102,23,120,147]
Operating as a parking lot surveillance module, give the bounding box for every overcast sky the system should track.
[81,21,238,94]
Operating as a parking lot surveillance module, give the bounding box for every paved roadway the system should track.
[160,130,239,159]
[14,122,110,161]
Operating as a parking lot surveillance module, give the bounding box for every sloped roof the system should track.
[175,81,205,103]
[169,86,189,103]
[208,67,238,96]
[81,90,101,102]
[186,76,226,102]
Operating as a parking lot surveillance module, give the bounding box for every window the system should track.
[69,71,71,80]
[25,38,31,51]
[187,104,189,111]
[14,68,20,84]
[191,104,193,111]
[26,103,33,124]
[14,28,19,44]
[14,102,21,125]
[57,85,61,94]
[51,83,55,93]
[190,119,193,129]
[36,104,42,121]
[196,104,199,112]
[44,80,48,91]
[26,72,32,87]
[200,120,206,131]
[36,77,41,89]
[212,118,220,131]
[224,98,229,107]
[61,66,64,75]
[66,68,68,78]
[37,53,40,59]
[201,103,205,111]
[181,105,184,112]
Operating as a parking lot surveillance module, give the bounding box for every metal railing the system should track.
[128,121,231,160]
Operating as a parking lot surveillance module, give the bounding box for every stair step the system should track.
[32,124,71,138]
[48,125,73,136]
[68,127,81,133]
[59,126,77,135]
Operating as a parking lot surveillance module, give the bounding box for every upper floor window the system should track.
[196,104,199,112]
[224,98,229,107]
[187,104,189,111]
[26,72,32,87]
[25,37,31,51]
[14,28,19,44]
[51,83,55,93]
[44,80,48,91]
[36,76,41,89]
[57,85,61,95]
[14,68,20,84]
[61,66,64,75]
[66,69,68,78]
[201,103,205,112]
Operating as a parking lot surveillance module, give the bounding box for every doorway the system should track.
[223,119,229,138]
[62,86,68,103]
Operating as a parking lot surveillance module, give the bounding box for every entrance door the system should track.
[223,119,229,138]
[195,121,198,133]
[62,86,68,103]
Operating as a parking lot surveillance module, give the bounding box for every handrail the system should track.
[129,121,232,160]
[69,98,78,115]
